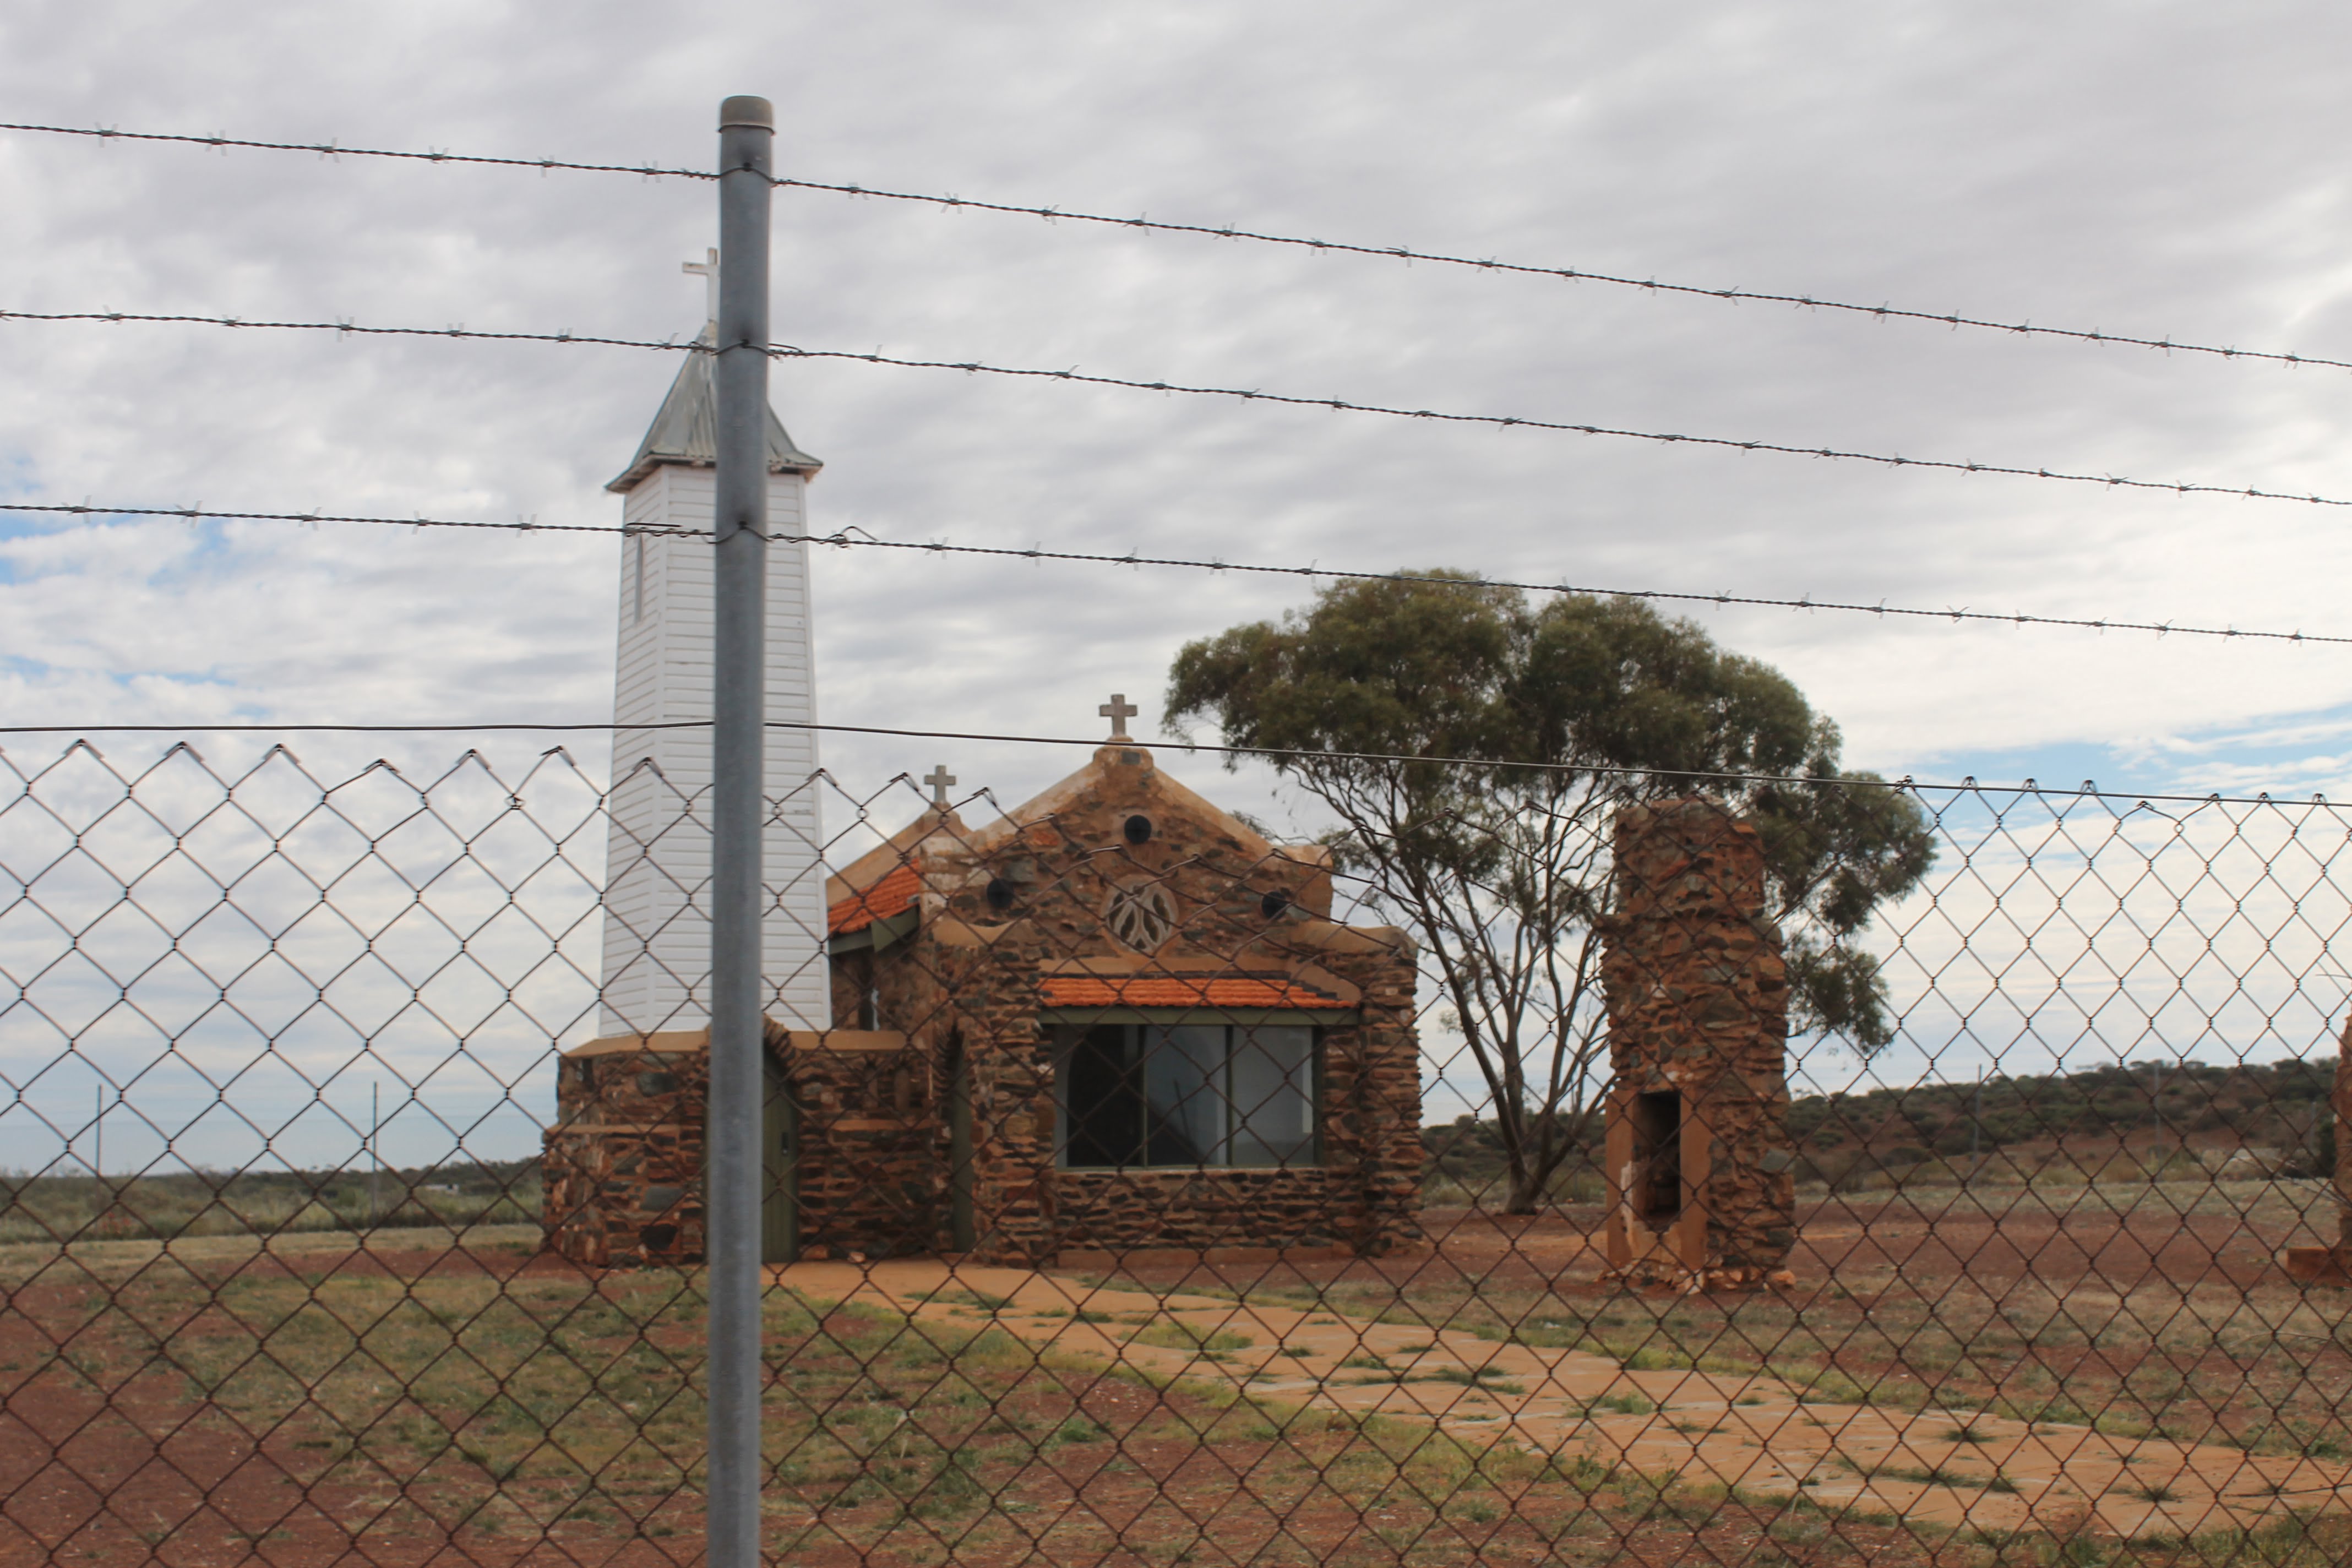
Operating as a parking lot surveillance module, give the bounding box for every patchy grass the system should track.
[29,1245,1932,1564]
[25,1235,2240,1566]
[1864,1462,2022,1495]
[1131,1319,1254,1355]
[1180,1179,2352,1464]
[22,1175,2352,1567]
[0,1166,540,1247]
[1419,1365,1527,1395]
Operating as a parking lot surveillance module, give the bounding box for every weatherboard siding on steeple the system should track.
[598,459,829,1036]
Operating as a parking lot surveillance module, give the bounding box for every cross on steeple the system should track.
[1099,693,1138,740]
[682,247,719,326]
[923,764,957,809]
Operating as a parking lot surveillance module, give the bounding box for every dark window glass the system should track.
[1061,1025,1145,1168]
[1056,1023,1318,1169]
[1633,1089,1682,1223]
[1145,1026,1222,1163]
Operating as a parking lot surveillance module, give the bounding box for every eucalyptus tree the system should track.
[1167,573,1932,1212]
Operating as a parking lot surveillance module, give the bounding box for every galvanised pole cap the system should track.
[718,96,774,130]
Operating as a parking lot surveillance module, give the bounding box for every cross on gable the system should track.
[682,247,718,325]
[922,764,957,808]
[1099,693,1138,740]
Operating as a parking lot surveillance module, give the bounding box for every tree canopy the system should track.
[1167,573,1935,1210]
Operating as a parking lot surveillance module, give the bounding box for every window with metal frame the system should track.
[1053,1022,1318,1168]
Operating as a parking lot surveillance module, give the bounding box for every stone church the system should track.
[542,706,1427,1267]
[538,253,1423,1268]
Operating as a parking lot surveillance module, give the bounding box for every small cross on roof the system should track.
[682,247,718,325]
[922,764,957,809]
[1099,693,1138,740]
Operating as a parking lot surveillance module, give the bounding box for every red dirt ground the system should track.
[4,1196,2335,1567]
[1101,1190,2328,1300]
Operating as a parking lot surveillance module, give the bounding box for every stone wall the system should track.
[1600,798,1795,1290]
[1044,1013,1422,1260]
[906,746,1331,955]
[851,915,1429,1266]
[1333,970,1427,1253]
[952,918,1063,1266]
[865,743,1425,1264]
[786,1035,934,1261]
[540,1044,709,1268]
[540,1027,939,1268]
[1055,1169,1345,1253]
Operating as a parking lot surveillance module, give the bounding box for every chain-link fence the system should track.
[7,737,2352,1566]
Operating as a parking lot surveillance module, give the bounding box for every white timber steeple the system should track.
[598,262,830,1036]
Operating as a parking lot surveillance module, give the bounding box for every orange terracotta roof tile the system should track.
[1038,974,1352,1011]
[829,863,922,935]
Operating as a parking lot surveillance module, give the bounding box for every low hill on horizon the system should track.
[1425,1056,2340,1199]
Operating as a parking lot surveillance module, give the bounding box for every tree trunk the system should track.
[1503,1168,1545,1215]
[1502,1134,1562,1213]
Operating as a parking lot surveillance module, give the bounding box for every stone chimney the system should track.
[1600,798,1796,1291]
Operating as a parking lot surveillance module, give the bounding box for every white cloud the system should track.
[5,3,2352,805]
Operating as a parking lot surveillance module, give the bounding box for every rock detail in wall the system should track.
[541,1039,711,1268]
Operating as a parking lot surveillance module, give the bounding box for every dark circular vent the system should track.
[1260,889,1291,920]
[1123,814,1154,845]
[984,877,1016,911]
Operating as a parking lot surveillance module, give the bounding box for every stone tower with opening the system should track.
[1600,798,1796,1291]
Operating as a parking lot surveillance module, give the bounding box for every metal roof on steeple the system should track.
[606,324,823,493]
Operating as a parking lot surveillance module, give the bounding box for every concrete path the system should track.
[774,1260,2352,1541]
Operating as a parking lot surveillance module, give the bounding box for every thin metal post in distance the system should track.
[707,90,774,1568]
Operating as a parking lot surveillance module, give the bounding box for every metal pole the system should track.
[371,1081,381,1226]
[708,90,774,1568]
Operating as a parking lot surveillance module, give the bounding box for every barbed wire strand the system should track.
[1,500,2337,650]
[4,120,2342,378]
[774,342,2352,510]
[0,501,656,538]
[767,182,2352,378]
[0,121,709,182]
[7,308,2350,513]
[0,717,2325,808]
[0,307,677,353]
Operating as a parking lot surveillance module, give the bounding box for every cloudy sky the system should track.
[7,2,2352,812]
[10,2,2352,1164]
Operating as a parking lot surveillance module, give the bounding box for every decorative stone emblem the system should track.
[1103,881,1178,952]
